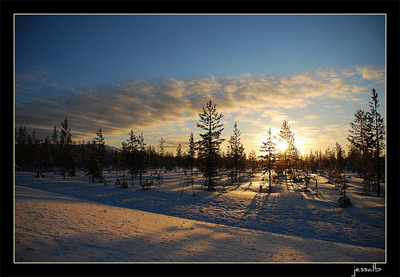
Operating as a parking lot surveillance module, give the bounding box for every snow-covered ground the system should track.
[14,170,385,263]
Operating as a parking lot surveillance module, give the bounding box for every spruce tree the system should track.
[85,128,106,183]
[260,127,278,193]
[51,126,60,174]
[335,142,345,171]
[196,99,224,191]
[347,109,370,158]
[227,122,245,183]
[158,137,166,169]
[135,132,147,188]
[15,126,28,171]
[187,132,196,172]
[347,109,373,192]
[176,144,183,168]
[278,120,297,186]
[59,118,75,179]
[247,150,258,177]
[347,89,385,197]
[367,88,385,197]
[123,129,138,185]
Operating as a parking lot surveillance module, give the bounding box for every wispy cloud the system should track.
[15,65,384,148]
[304,114,319,120]
[354,65,385,81]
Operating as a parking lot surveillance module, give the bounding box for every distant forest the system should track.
[15,89,385,198]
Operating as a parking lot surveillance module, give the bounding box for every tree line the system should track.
[15,89,385,197]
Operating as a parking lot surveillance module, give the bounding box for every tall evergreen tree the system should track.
[260,127,278,193]
[227,122,245,183]
[121,130,148,187]
[347,109,373,192]
[278,120,297,185]
[158,137,166,169]
[94,128,106,163]
[247,150,259,177]
[187,132,196,172]
[347,109,370,158]
[51,126,60,173]
[176,144,183,168]
[196,99,224,191]
[15,126,29,171]
[135,132,147,188]
[59,118,75,179]
[347,89,385,197]
[335,142,345,171]
[85,128,106,183]
[123,129,138,185]
[367,88,385,197]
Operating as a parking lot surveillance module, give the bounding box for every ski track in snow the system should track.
[14,170,385,262]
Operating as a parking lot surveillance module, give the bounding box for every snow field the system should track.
[14,170,385,262]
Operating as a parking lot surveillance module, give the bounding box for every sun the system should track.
[276,140,287,153]
[274,137,304,154]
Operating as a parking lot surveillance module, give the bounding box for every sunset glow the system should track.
[14,14,385,156]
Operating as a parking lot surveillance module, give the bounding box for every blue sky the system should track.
[15,14,386,155]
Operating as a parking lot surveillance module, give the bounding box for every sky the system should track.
[15,14,386,156]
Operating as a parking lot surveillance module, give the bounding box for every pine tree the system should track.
[260,127,278,193]
[123,129,138,185]
[227,122,245,183]
[176,144,183,168]
[347,108,373,191]
[94,128,106,164]
[367,88,385,197]
[247,150,258,177]
[15,126,29,171]
[278,120,297,186]
[187,132,196,172]
[121,130,148,187]
[196,99,224,191]
[135,132,147,188]
[85,128,106,183]
[335,142,345,171]
[347,109,370,158]
[51,126,60,174]
[158,137,166,169]
[59,118,75,179]
[347,89,385,197]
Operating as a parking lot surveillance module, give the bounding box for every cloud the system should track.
[354,65,385,81]
[304,114,319,120]
[15,65,383,147]
[260,109,289,123]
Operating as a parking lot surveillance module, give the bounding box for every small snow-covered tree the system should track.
[338,172,352,208]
